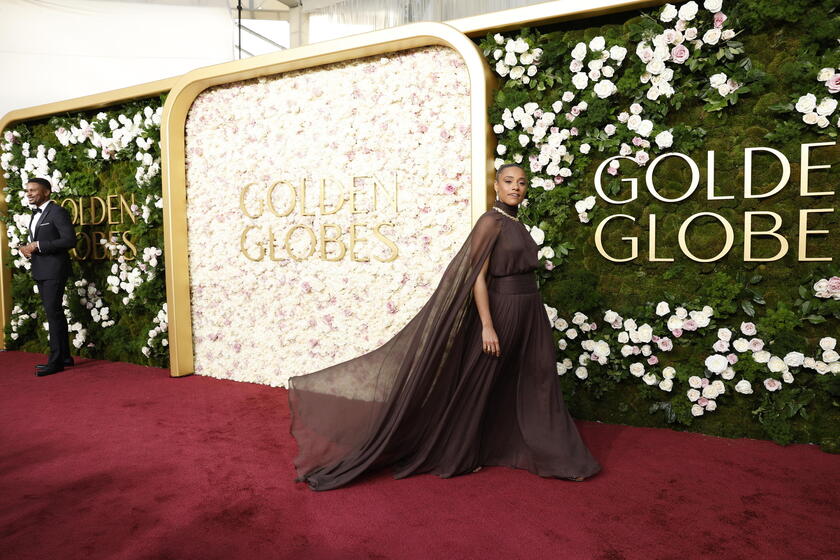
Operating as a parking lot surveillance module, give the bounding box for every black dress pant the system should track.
[36,277,70,367]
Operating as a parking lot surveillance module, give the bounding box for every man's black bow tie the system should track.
[30,207,42,214]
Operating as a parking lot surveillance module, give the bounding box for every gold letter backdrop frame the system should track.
[160,22,499,377]
[0,0,658,360]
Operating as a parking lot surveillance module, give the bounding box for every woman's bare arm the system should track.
[473,256,500,357]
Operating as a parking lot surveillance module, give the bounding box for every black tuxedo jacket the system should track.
[30,201,76,281]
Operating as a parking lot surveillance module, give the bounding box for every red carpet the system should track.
[1,351,838,560]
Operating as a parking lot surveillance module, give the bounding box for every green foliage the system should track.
[479,0,839,451]
[1,96,168,367]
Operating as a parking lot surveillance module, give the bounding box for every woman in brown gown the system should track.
[288,163,601,491]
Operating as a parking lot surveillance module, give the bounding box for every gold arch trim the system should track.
[160,21,498,377]
[0,77,176,349]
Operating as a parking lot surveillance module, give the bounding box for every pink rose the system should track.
[565,113,575,122]
[713,339,730,353]
[672,328,683,338]
[632,346,641,355]
[727,353,738,364]
[444,183,457,194]
[683,319,698,331]
[554,176,564,184]
[671,44,689,64]
[657,338,673,351]
[647,355,659,365]
[698,397,709,407]
[635,151,650,165]
[590,322,597,330]
[607,166,618,176]
[828,75,840,94]
[701,378,710,387]
[570,127,579,136]
[571,106,581,116]
[713,12,727,28]
[632,136,644,146]
[827,276,840,292]
[748,338,764,352]
[545,261,555,271]
[611,318,623,329]
[740,322,757,336]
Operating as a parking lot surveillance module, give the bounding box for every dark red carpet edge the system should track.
[1,351,838,560]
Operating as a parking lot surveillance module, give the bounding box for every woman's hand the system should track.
[482,325,501,357]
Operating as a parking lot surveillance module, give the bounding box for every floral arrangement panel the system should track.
[1,99,168,366]
[184,46,473,388]
[478,0,840,450]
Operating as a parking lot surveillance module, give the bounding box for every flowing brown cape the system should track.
[288,211,504,491]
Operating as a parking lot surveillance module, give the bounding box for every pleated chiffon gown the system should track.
[288,199,601,491]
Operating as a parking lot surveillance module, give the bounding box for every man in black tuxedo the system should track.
[18,178,76,376]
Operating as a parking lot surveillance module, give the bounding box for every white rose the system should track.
[659,378,673,391]
[721,367,735,380]
[580,143,591,154]
[660,3,678,22]
[663,366,676,379]
[782,371,794,384]
[817,116,830,128]
[705,354,728,373]
[629,362,645,377]
[566,328,578,340]
[529,226,545,245]
[820,337,836,351]
[643,373,658,386]
[637,324,653,343]
[627,114,642,131]
[817,98,838,115]
[795,93,817,113]
[618,332,630,344]
[654,130,673,149]
[636,119,654,137]
[703,28,721,45]
[593,79,617,98]
[717,328,732,342]
[594,340,611,356]
[753,350,771,364]
[684,27,698,41]
[689,376,702,388]
[494,33,504,44]
[815,361,830,374]
[509,66,525,80]
[575,366,588,380]
[767,356,787,373]
[703,0,722,11]
[609,45,627,61]
[678,1,698,21]
[722,29,735,40]
[589,36,606,51]
[702,385,719,399]
[571,42,587,61]
[562,91,575,102]
[735,379,752,394]
[783,352,805,367]
[687,389,701,402]
[709,73,727,88]
[572,72,589,90]
[803,112,819,125]
[646,59,666,75]
[691,404,704,416]
[817,67,835,81]
[823,350,839,363]
[733,338,749,352]
[655,301,670,316]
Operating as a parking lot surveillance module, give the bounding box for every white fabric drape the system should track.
[0,0,233,117]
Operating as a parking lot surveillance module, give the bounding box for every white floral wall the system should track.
[184,45,474,387]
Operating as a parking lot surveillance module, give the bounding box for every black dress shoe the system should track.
[35,365,64,377]
[36,358,74,369]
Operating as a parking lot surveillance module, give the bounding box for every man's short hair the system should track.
[27,177,52,193]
